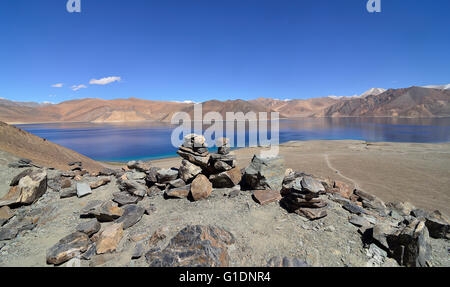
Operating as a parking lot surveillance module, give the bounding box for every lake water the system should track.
[16,118,450,162]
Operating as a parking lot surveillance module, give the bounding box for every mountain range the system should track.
[0,85,449,124]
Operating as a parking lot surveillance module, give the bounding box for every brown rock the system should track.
[333,181,354,199]
[190,175,213,201]
[90,178,111,189]
[96,223,124,254]
[178,160,202,182]
[209,167,242,188]
[46,232,90,265]
[145,225,235,267]
[295,208,327,220]
[165,185,191,199]
[90,201,124,222]
[253,190,282,205]
[0,169,47,207]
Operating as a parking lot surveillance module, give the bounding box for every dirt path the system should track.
[324,154,361,190]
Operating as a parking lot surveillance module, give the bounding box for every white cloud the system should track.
[89,76,121,85]
[71,84,87,91]
[51,83,64,88]
[49,94,57,98]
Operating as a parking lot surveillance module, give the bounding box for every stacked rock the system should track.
[280,170,328,220]
[164,134,242,201]
[161,134,212,201]
[176,134,210,168]
[208,138,241,190]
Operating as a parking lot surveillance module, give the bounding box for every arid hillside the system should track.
[250,97,341,117]
[0,121,104,172]
[1,86,449,124]
[318,87,450,118]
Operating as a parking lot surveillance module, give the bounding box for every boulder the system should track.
[145,225,235,267]
[80,200,103,217]
[183,134,207,150]
[76,182,92,198]
[96,223,124,254]
[253,190,282,205]
[242,155,285,191]
[112,192,140,206]
[145,167,160,185]
[59,186,76,198]
[115,204,145,229]
[76,219,101,237]
[0,169,47,207]
[99,168,116,176]
[342,202,366,215]
[177,147,211,168]
[119,180,147,197]
[301,176,325,194]
[387,220,432,267]
[425,210,449,239]
[126,171,146,181]
[190,175,213,201]
[178,160,202,182]
[165,185,191,199]
[349,215,370,227]
[89,201,124,222]
[267,256,308,267]
[127,160,151,172]
[209,167,242,188]
[46,232,90,265]
[156,168,179,184]
[10,169,33,186]
[387,201,415,216]
[333,181,353,199]
[168,178,186,188]
[90,178,111,190]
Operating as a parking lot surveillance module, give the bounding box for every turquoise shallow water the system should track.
[16,117,450,162]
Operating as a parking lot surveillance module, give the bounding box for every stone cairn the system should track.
[154,134,242,201]
[280,171,328,220]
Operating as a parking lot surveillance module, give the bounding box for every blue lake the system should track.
[15,118,450,162]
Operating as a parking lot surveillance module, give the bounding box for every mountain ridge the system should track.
[1,86,449,124]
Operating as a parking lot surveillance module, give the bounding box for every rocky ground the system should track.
[0,137,449,267]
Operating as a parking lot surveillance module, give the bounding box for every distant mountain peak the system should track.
[422,84,450,90]
[359,88,387,98]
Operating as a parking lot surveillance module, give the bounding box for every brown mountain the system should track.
[318,87,450,118]
[250,97,341,118]
[1,86,449,124]
[0,121,104,172]
[0,98,194,124]
[179,99,282,120]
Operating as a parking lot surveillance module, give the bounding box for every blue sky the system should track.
[1,0,449,103]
